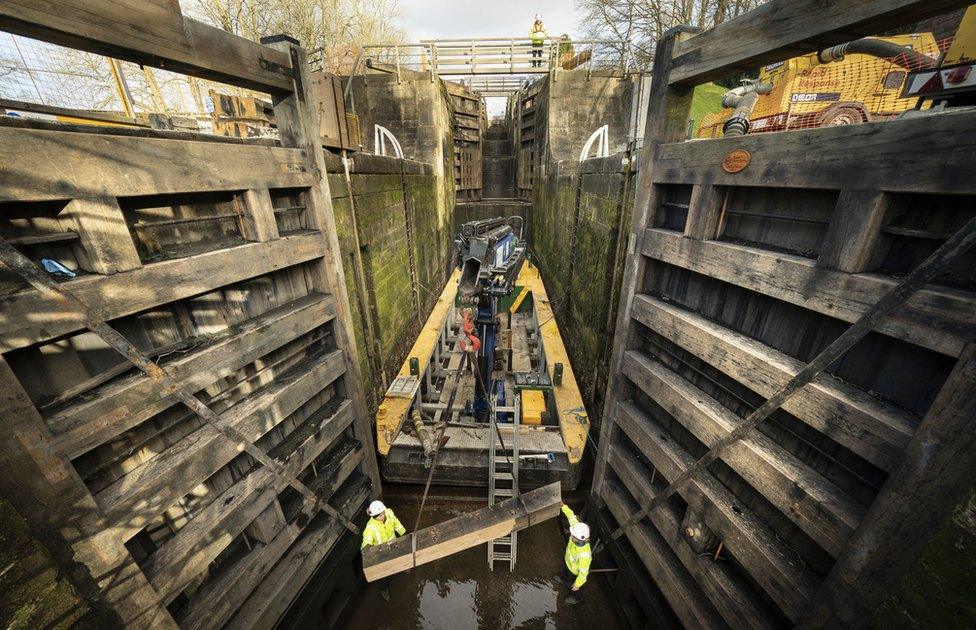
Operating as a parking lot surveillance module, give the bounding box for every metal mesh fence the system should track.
[0,33,126,111]
[0,32,271,133]
[694,34,952,140]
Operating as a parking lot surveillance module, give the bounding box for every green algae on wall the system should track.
[0,498,90,629]
[530,155,634,434]
[328,157,451,410]
[870,489,976,629]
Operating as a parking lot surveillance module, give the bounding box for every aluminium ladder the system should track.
[487,394,520,570]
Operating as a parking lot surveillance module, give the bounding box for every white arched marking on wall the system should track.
[374,124,404,158]
[579,124,609,161]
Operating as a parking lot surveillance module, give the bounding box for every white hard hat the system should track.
[570,522,590,541]
[535,13,542,20]
[367,500,386,517]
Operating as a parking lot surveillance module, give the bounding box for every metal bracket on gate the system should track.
[258,43,305,103]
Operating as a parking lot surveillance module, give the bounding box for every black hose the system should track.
[818,38,937,70]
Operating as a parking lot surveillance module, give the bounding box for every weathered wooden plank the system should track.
[0,358,176,627]
[95,350,346,538]
[177,478,369,630]
[602,479,726,629]
[680,505,720,555]
[46,293,336,459]
[650,109,976,195]
[228,479,363,628]
[800,345,976,627]
[0,232,326,352]
[267,38,382,492]
[362,482,563,581]
[683,184,726,241]
[641,228,975,357]
[62,197,143,274]
[817,191,891,273]
[592,27,699,507]
[144,416,357,603]
[0,0,294,92]
[0,126,312,203]
[622,350,864,557]
[511,322,533,372]
[617,212,976,548]
[245,501,287,546]
[609,443,779,629]
[236,188,280,243]
[614,399,820,622]
[668,0,970,85]
[632,294,915,472]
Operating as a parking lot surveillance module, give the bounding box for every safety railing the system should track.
[459,76,529,96]
[332,37,634,84]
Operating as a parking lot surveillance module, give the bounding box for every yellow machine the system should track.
[375,260,590,489]
[697,33,941,137]
[903,6,976,101]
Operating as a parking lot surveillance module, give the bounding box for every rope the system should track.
[410,531,418,571]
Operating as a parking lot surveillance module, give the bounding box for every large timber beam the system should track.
[0,126,312,202]
[362,482,563,581]
[265,37,382,492]
[95,351,346,539]
[631,294,915,472]
[47,293,336,459]
[668,0,971,85]
[650,109,976,195]
[0,0,295,92]
[0,233,327,352]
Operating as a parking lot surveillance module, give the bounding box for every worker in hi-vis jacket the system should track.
[560,503,592,605]
[529,13,549,67]
[362,500,407,601]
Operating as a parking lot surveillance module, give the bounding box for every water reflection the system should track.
[337,499,622,630]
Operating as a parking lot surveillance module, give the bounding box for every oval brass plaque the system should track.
[722,149,751,173]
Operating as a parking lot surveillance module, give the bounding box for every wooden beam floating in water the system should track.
[361,482,563,582]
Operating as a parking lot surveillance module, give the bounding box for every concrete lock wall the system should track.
[326,153,451,408]
[543,70,633,163]
[347,72,456,242]
[531,153,635,437]
[517,69,637,435]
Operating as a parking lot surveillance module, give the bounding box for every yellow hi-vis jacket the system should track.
[361,508,406,548]
[561,505,592,588]
[529,23,549,44]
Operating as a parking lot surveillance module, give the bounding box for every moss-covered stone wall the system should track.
[870,489,976,628]
[0,498,93,629]
[531,154,634,434]
[327,154,450,409]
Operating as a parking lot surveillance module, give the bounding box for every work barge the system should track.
[0,1,975,629]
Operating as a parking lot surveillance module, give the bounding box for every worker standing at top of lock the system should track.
[560,503,592,605]
[362,499,407,601]
[529,13,549,67]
